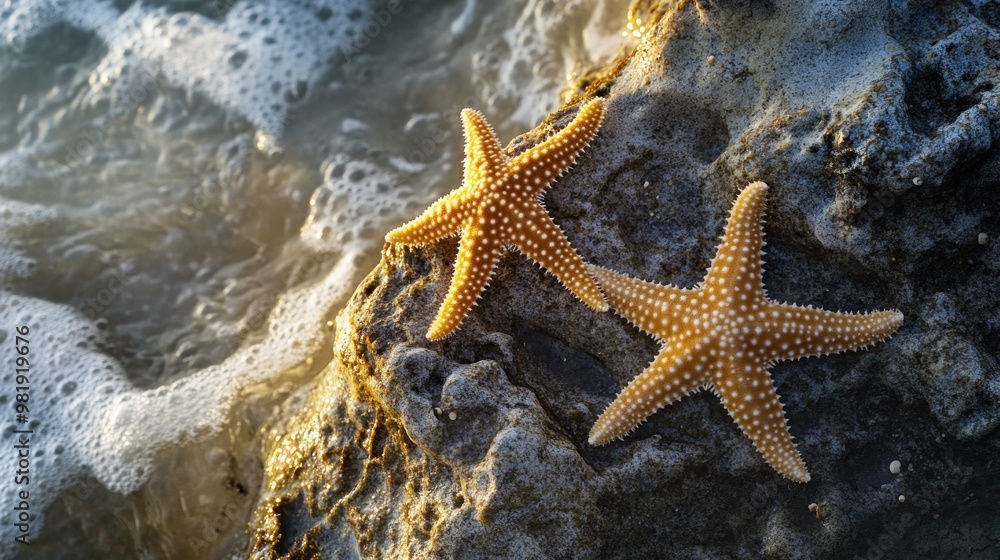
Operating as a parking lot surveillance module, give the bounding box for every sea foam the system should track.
[0,0,372,554]
[0,227,365,556]
[2,0,369,152]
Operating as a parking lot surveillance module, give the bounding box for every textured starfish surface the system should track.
[386,98,608,340]
[587,182,903,482]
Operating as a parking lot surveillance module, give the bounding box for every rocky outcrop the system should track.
[247,0,1000,557]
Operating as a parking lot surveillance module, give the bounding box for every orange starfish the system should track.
[386,98,608,340]
[588,182,903,482]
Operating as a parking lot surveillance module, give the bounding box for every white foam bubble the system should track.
[302,155,425,252]
[0,196,55,282]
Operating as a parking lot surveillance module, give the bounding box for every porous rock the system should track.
[248,1,1000,557]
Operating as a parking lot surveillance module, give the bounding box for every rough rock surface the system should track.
[247,0,1000,558]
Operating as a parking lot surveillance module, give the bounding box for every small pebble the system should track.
[448,411,457,421]
[978,232,988,245]
[912,176,924,186]
[898,495,906,503]
[642,76,651,86]
[890,460,901,474]
[707,55,716,66]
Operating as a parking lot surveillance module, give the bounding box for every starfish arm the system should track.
[704,181,768,293]
[385,191,467,245]
[426,229,502,340]
[759,303,904,361]
[589,344,711,445]
[509,98,605,196]
[513,208,607,311]
[587,264,693,337]
[715,358,810,482]
[461,108,507,188]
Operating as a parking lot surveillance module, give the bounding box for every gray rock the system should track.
[247,0,1000,558]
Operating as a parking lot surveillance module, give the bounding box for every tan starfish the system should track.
[587,182,903,482]
[386,98,608,340]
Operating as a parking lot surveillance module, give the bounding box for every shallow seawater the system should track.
[0,0,632,557]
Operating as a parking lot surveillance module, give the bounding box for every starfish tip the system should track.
[788,470,811,484]
[587,432,607,446]
[425,324,450,341]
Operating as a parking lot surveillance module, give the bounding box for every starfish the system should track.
[386,98,608,340]
[587,182,903,482]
